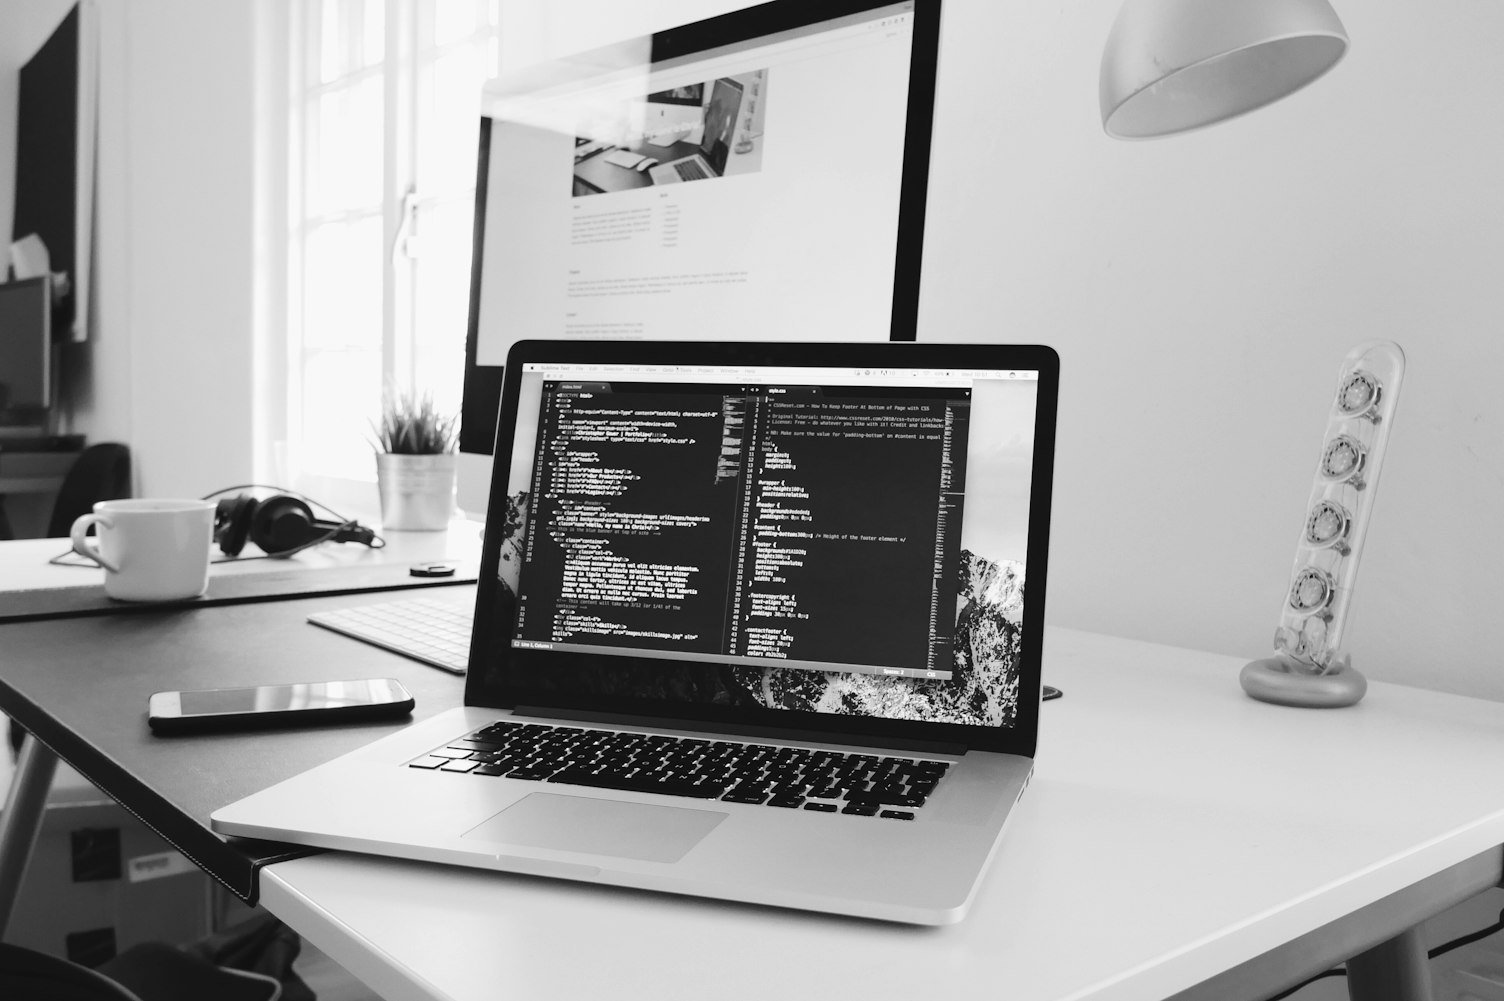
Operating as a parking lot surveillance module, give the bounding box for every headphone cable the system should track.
[201,484,386,559]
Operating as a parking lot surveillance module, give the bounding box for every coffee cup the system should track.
[70,499,216,601]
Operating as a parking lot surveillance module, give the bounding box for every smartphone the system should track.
[147,678,414,734]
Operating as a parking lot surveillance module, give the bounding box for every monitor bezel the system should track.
[466,338,1057,758]
[459,0,941,458]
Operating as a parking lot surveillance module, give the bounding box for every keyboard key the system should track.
[472,763,513,777]
[803,802,838,813]
[880,810,916,821]
[507,766,557,781]
[451,738,508,752]
[722,789,769,805]
[407,756,448,769]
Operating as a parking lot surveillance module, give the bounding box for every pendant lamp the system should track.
[1100,0,1349,139]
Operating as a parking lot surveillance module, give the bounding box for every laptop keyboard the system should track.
[408,720,950,820]
[674,159,709,181]
[307,593,473,675]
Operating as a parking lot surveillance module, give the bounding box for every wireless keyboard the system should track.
[308,591,475,675]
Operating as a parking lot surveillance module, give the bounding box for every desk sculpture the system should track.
[1241,341,1405,708]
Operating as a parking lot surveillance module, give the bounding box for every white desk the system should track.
[256,629,1504,1001]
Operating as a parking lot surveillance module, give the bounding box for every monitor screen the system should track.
[458,0,942,514]
[0,277,51,414]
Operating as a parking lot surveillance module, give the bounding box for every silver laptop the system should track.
[212,339,1059,925]
[647,77,743,185]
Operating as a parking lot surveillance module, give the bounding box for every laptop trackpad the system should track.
[463,792,727,863]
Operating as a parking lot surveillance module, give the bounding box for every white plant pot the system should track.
[376,452,457,531]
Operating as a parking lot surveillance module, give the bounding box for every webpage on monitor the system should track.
[474,4,920,368]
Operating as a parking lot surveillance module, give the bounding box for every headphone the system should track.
[208,486,381,558]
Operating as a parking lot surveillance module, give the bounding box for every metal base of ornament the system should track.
[1240,656,1367,708]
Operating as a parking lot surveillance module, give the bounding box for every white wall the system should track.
[114,0,259,499]
[509,0,1504,699]
[915,0,1504,698]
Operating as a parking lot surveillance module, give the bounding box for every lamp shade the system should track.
[1100,0,1348,139]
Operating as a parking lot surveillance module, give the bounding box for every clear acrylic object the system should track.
[1269,340,1405,676]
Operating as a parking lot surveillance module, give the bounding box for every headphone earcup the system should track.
[247,495,320,555]
[214,495,258,557]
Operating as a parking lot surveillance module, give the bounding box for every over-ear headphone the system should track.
[210,488,380,558]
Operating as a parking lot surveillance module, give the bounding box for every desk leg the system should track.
[1345,926,1433,1001]
[0,733,58,941]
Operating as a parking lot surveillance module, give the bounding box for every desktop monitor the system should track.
[0,277,52,420]
[458,0,942,515]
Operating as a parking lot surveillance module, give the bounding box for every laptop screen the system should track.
[470,341,1057,755]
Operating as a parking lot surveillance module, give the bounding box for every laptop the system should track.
[212,339,1059,925]
[648,78,744,185]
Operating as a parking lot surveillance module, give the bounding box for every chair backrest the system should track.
[0,942,144,1001]
[46,443,132,538]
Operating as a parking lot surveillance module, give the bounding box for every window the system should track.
[285,0,500,503]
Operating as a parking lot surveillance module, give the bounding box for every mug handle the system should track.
[70,512,120,573]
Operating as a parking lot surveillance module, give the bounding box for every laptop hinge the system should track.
[512,706,971,757]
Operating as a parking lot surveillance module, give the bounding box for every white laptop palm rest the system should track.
[214,338,1059,925]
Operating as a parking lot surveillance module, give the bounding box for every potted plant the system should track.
[371,390,459,531]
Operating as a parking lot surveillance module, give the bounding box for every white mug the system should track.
[70,499,217,602]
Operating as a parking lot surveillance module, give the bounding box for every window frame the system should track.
[277,0,499,517]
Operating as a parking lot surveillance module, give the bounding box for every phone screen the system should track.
[178,679,403,716]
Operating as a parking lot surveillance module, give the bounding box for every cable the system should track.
[1263,905,1504,1001]
[1429,906,1504,959]
[1266,967,1345,1000]
[199,483,365,530]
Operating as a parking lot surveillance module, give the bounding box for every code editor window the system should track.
[514,381,968,681]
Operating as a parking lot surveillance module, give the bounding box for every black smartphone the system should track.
[147,678,414,734]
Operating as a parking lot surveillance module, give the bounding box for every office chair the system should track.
[0,941,141,1001]
[45,443,132,539]
[6,443,132,756]
[0,940,281,1001]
